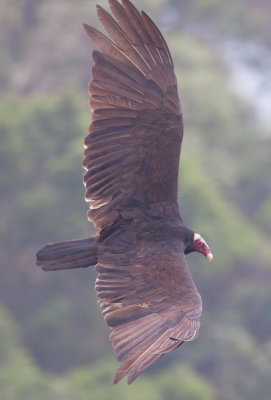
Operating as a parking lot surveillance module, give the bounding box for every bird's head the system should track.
[193,233,213,261]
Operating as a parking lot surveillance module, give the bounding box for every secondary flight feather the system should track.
[36,0,213,384]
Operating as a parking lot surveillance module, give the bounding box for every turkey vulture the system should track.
[36,0,213,384]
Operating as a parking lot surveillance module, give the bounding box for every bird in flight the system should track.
[36,0,213,384]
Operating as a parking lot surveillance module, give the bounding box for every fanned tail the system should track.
[36,237,97,271]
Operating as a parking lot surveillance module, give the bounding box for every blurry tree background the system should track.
[0,0,271,399]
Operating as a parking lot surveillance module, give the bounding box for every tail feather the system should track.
[36,237,97,271]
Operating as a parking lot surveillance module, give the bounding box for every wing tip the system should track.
[83,22,94,38]
[112,369,125,385]
[113,367,138,385]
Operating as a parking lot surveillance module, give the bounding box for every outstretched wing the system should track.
[83,0,183,230]
[96,233,202,384]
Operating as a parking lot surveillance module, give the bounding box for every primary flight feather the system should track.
[36,0,213,384]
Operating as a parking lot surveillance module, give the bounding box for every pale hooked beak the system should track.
[206,253,213,261]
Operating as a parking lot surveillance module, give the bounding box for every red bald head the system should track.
[193,233,213,261]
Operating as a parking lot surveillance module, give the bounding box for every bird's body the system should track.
[36,0,213,384]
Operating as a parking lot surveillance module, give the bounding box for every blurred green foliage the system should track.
[0,304,216,400]
[0,0,271,399]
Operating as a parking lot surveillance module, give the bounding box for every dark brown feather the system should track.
[36,238,97,271]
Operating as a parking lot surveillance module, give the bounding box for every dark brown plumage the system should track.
[36,0,213,384]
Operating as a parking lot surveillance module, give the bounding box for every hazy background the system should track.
[1,0,271,399]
